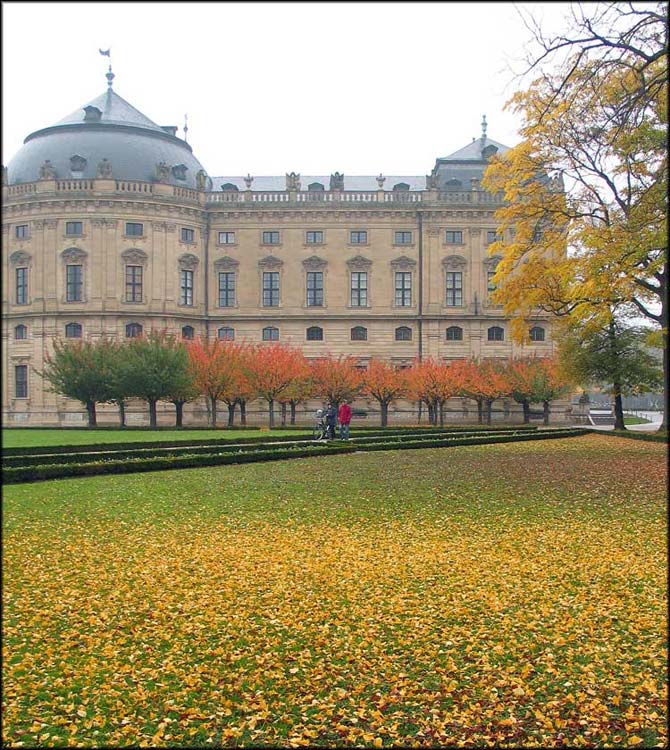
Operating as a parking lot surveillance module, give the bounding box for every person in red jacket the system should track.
[338,401,352,440]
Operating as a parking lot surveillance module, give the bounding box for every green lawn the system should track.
[1,427,306,449]
[2,435,667,748]
[623,414,651,425]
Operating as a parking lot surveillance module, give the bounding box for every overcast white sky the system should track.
[2,1,575,177]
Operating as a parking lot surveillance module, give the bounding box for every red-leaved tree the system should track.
[362,359,408,427]
[187,337,242,427]
[309,354,363,413]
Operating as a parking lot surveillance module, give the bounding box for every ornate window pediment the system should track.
[178,253,199,270]
[258,255,283,269]
[214,255,239,271]
[10,250,32,266]
[70,155,87,173]
[62,247,87,263]
[483,254,502,270]
[390,255,416,270]
[172,164,188,181]
[442,254,467,270]
[121,248,148,264]
[346,255,372,271]
[302,255,327,270]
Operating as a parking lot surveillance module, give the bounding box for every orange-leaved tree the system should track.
[406,358,467,426]
[244,343,309,427]
[187,337,244,427]
[217,342,255,427]
[362,359,409,427]
[464,359,512,425]
[309,354,363,413]
[278,372,316,426]
[533,355,573,425]
[507,356,545,424]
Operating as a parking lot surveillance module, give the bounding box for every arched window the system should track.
[529,326,545,342]
[262,326,279,341]
[65,322,82,339]
[218,327,235,341]
[351,326,367,341]
[181,325,194,340]
[395,326,412,341]
[306,326,323,341]
[392,182,410,191]
[446,326,463,341]
[14,324,27,340]
[487,326,504,342]
[126,322,143,338]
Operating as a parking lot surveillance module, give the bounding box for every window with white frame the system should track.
[306,271,324,307]
[394,231,412,245]
[395,326,412,341]
[66,221,83,236]
[446,326,463,341]
[218,327,235,341]
[350,230,367,245]
[125,222,144,237]
[125,265,143,303]
[445,230,463,244]
[181,227,195,243]
[445,272,462,306]
[262,231,280,245]
[263,272,280,306]
[16,224,29,239]
[180,269,194,306]
[529,326,545,342]
[351,272,368,307]
[395,272,412,306]
[488,326,504,341]
[262,326,279,341]
[218,231,236,245]
[306,231,323,245]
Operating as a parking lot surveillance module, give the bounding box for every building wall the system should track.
[2,180,563,426]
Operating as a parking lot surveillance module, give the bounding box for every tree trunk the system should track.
[211,396,217,428]
[268,398,275,428]
[522,399,530,424]
[485,399,492,425]
[86,400,97,428]
[427,402,434,426]
[290,401,297,425]
[227,402,236,427]
[281,402,287,427]
[205,396,212,426]
[612,386,626,431]
[477,399,483,425]
[661,325,668,432]
[118,400,126,428]
[417,400,423,424]
[380,400,388,427]
[439,400,445,427]
[542,400,550,426]
[175,401,184,428]
[240,400,247,426]
[148,398,157,429]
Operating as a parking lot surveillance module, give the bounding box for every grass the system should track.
[623,414,651,425]
[2,435,667,748]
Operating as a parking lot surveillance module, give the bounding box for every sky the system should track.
[2,1,576,177]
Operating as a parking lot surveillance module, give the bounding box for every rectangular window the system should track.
[445,230,463,244]
[487,270,497,294]
[263,272,280,306]
[262,231,280,245]
[180,269,194,306]
[446,272,463,306]
[15,365,28,399]
[16,224,29,239]
[351,272,368,307]
[394,231,412,245]
[218,231,236,245]
[486,230,499,244]
[16,267,28,305]
[181,227,195,243]
[306,271,324,307]
[395,272,412,306]
[66,264,83,302]
[218,272,236,307]
[125,222,144,237]
[306,231,323,245]
[65,221,83,236]
[125,265,143,303]
[350,230,367,245]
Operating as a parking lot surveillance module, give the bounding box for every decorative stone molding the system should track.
[286,172,301,191]
[104,219,118,228]
[346,255,372,271]
[468,227,482,237]
[121,248,148,264]
[258,255,283,269]
[152,221,167,231]
[376,173,385,188]
[172,164,188,181]
[38,160,57,180]
[330,172,344,190]
[178,253,199,270]
[155,161,171,183]
[61,247,88,263]
[213,256,239,271]
[165,223,176,232]
[70,155,87,172]
[302,255,328,270]
[96,158,113,177]
[91,218,107,228]
[32,219,46,229]
[442,254,468,270]
[426,228,440,237]
[243,174,253,188]
[390,255,417,270]
[196,170,208,190]
[483,254,502,270]
[10,250,32,266]
[44,219,58,229]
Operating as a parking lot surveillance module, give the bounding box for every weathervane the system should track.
[481,114,487,140]
[99,47,114,89]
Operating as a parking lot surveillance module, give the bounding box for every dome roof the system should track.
[6,87,211,190]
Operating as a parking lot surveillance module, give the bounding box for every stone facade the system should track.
[2,86,568,426]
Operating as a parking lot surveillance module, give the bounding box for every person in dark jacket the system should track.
[324,402,337,440]
[338,401,352,440]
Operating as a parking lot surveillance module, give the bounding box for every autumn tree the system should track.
[116,331,191,429]
[244,344,308,428]
[482,2,668,430]
[362,359,408,427]
[187,337,242,428]
[309,354,363,413]
[559,316,662,430]
[464,359,511,426]
[40,337,118,427]
[278,373,315,426]
[407,359,467,426]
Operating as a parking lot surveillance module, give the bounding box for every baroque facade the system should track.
[2,74,567,426]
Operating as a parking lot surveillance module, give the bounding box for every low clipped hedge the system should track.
[593,429,667,444]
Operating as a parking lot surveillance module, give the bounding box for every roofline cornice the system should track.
[23,123,194,153]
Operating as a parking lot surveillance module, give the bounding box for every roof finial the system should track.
[99,48,114,89]
[183,114,188,142]
[481,114,487,140]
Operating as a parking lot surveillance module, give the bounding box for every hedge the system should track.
[591,429,668,444]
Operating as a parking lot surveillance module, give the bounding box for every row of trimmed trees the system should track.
[42,332,572,428]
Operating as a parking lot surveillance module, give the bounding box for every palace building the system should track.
[2,71,567,426]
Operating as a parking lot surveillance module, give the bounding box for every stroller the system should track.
[313,409,330,441]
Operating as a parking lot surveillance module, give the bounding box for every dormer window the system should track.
[482,144,499,160]
[172,164,188,181]
[444,179,462,189]
[83,106,102,122]
[392,182,410,191]
[308,182,325,191]
[220,183,239,192]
